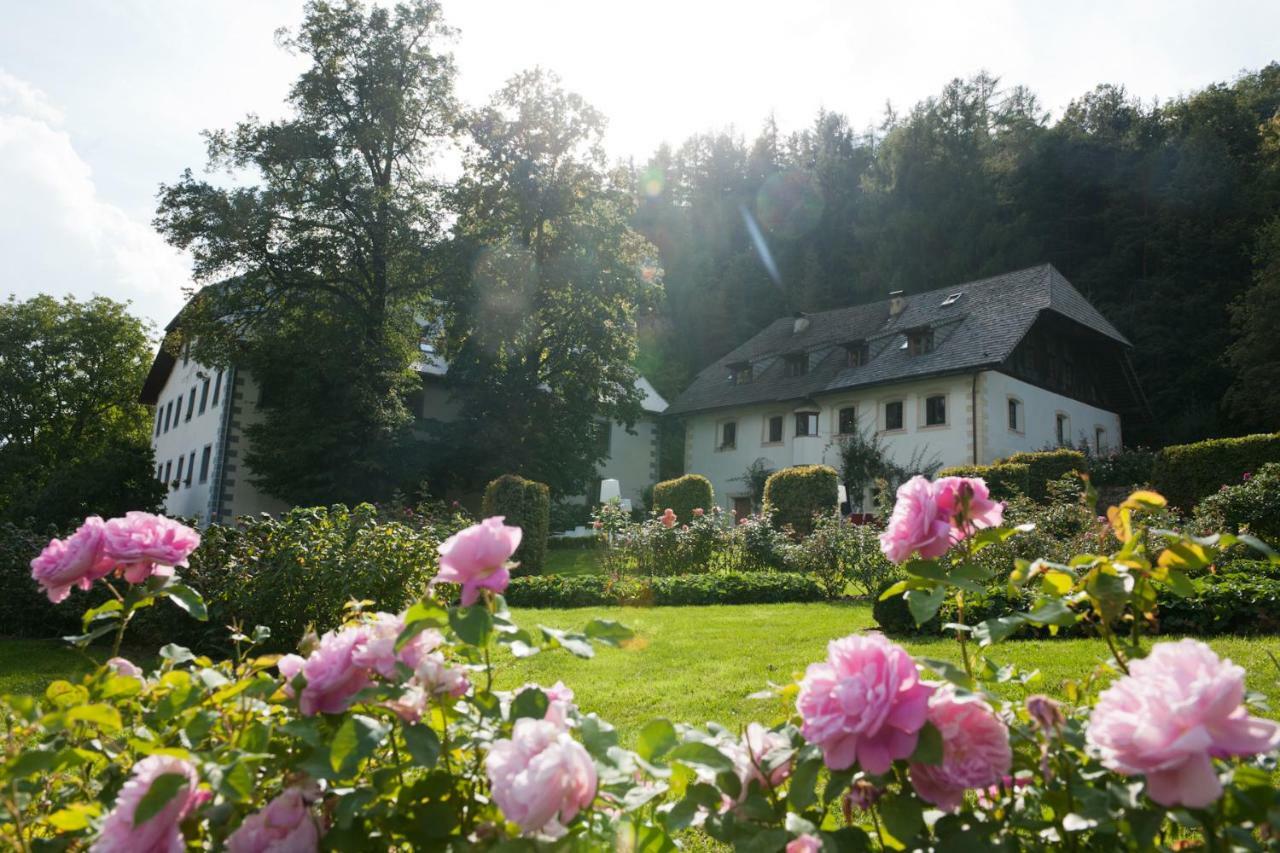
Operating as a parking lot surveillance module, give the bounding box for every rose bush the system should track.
[3,477,1280,851]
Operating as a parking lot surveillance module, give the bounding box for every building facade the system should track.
[666,264,1148,515]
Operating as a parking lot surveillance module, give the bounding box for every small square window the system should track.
[719,421,737,450]
[838,406,858,435]
[783,353,809,377]
[884,400,904,431]
[795,411,819,437]
[907,329,935,356]
[925,395,946,426]
[1008,398,1022,432]
[845,342,869,368]
[766,415,784,444]
[729,362,753,385]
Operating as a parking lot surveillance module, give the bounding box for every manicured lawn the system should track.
[6,603,1280,748]
[543,547,604,576]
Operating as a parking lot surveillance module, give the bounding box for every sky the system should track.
[1,0,1278,329]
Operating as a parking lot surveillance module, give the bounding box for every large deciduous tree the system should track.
[0,295,164,527]
[434,69,663,496]
[154,0,458,505]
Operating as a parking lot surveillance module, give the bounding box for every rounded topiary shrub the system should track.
[935,462,1030,502]
[999,449,1087,502]
[482,474,550,576]
[651,474,714,525]
[762,464,838,536]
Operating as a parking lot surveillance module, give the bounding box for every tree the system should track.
[154,0,458,505]
[435,69,663,495]
[0,295,164,527]
[1225,217,1280,429]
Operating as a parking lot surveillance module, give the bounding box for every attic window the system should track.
[728,362,753,385]
[844,341,869,368]
[783,353,809,377]
[941,291,963,306]
[906,328,935,356]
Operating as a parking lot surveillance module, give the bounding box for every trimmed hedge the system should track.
[504,570,823,608]
[652,474,714,525]
[482,474,551,576]
[999,449,1087,502]
[0,521,112,639]
[1193,463,1280,545]
[935,462,1030,501]
[1153,433,1280,510]
[763,464,839,536]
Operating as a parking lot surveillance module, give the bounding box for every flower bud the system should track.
[1026,694,1065,733]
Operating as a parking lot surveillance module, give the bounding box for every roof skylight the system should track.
[941,291,963,306]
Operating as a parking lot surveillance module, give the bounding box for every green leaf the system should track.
[496,627,540,658]
[919,657,975,690]
[539,625,594,658]
[1024,597,1077,628]
[329,714,390,776]
[578,713,619,757]
[133,772,189,825]
[66,704,122,732]
[878,579,911,601]
[1164,569,1196,598]
[62,622,117,648]
[906,586,946,626]
[636,719,677,762]
[615,819,677,852]
[47,803,100,832]
[449,605,493,647]
[160,583,207,620]
[220,760,255,803]
[81,599,123,631]
[403,724,441,768]
[511,687,548,720]
[159,643,195,664]
[909,721,943,765]
[584,618,634,646]
[902,559,947,581]
[786,755,822,810]
[667,741,735,773]
[973,615,1025,646]
[398,600,449,650]
[878,793,925,850]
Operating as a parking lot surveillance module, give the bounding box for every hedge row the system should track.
[763,464,839,536]
[998,449,1087,502]
[935,462,1030,501]
[504,570,823,608]
[651,474,714,524]
[1152,432,1280,510]
[482,474,550,575]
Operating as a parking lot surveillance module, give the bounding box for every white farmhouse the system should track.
[665,264,1149,516]
[140,316,666,526]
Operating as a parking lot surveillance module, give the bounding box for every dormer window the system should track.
[783,353,809,377]
[728,361,753,385]
[844,341,869,368]
[906,328,935,356]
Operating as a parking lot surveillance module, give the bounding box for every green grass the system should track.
[6,603,1280,748]
[543,547,604,576]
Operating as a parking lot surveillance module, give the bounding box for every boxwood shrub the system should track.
[651,474,714,524]
[998,449,1087,502]
[935,462,1030,501]
[1152,432,1280,510]
[763,464,839,536]
[482,474,551,576]
[504,570,822,608]
[1192,463,1280,546]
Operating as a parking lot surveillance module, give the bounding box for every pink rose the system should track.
[102,512,200,584]
[434,517,522,606]
[909,685,1012,811]
[351,612,441,679]
[878,476,952,563]
[796,633,934,773]
[30,516,112,603]
[1086,639,1280,808]
[518,681,576,728]
[486,718,598,837]
[226,788,320,853]
[933,476,1004,534]
[660,508,677,528]
[787,835,823,853]
[289,627,372,716]
[693,508,704,517]
[106,657,144,681]
[92,755,206,853]
[729,723,791,796]
[386,684,431,724]
[413,651,470,699]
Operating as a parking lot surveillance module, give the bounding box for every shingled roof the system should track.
[665,264,1131,416]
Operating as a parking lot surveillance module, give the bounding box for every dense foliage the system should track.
[763,464,839,536]
[0,295,163,529]
[997,449,1087,502]
[935,462,1030,501]
[1153,432,1280,509]
[482,475,551,576]
[650,474,714,524]
[1193,463,1280,543]
[505,570,824,608]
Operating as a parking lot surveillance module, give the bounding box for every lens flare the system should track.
[472,242,537,352]
[638,166,665,199]
[756,169,824,240]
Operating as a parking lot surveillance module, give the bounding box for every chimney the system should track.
[888,290,906,317]
[792,311,810,334]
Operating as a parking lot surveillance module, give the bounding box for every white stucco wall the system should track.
[682,369,1124,512]
[598,418,658,507]
[979,371,1122,461]
[149,354,228,525]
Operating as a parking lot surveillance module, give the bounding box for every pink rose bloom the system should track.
[933,476,1004,534]
[91,755,206,853]
[351,612,441,679]
[102,512,200,584]
[693,508,704,517]
[434,517,522,606]
[30,516,112,603]
[291,627,372,716]
[909,685,1012,811]
[226,788,320,853]
[660,508,677,528]
[386,684,430,724]
[486,718,598,837]
[878,476,952,563]
[796,633,934,772]
[414,652,470,699]
[786,835,823,853]
[106,657,144,681]
[277,654,305,696]
[725,723,791,801]
[1086,639,1280,808]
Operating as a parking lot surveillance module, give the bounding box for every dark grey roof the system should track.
[665,264,1131,416]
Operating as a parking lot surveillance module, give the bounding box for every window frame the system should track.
[1056,412,1071,446]
[844,341,869,368]
[882,399,906,433]
[212,370,223,406]
[907,328,935,356]
[783,353,809,378]
[795,410,820,438]
[728,362,753,385]
[163,460,172,486]
[922,393,948,428]
[716,419,738,451]
[185,451,195,487]
[164,400,173,432]
[198,378,210,414]
[762,414,785,446]
[198,444,212,485]
[175,455,184,487]
[836,405,858,436]
[186,387,197,422]
[1094,425,1107,455]
[1007,396,1024,434]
